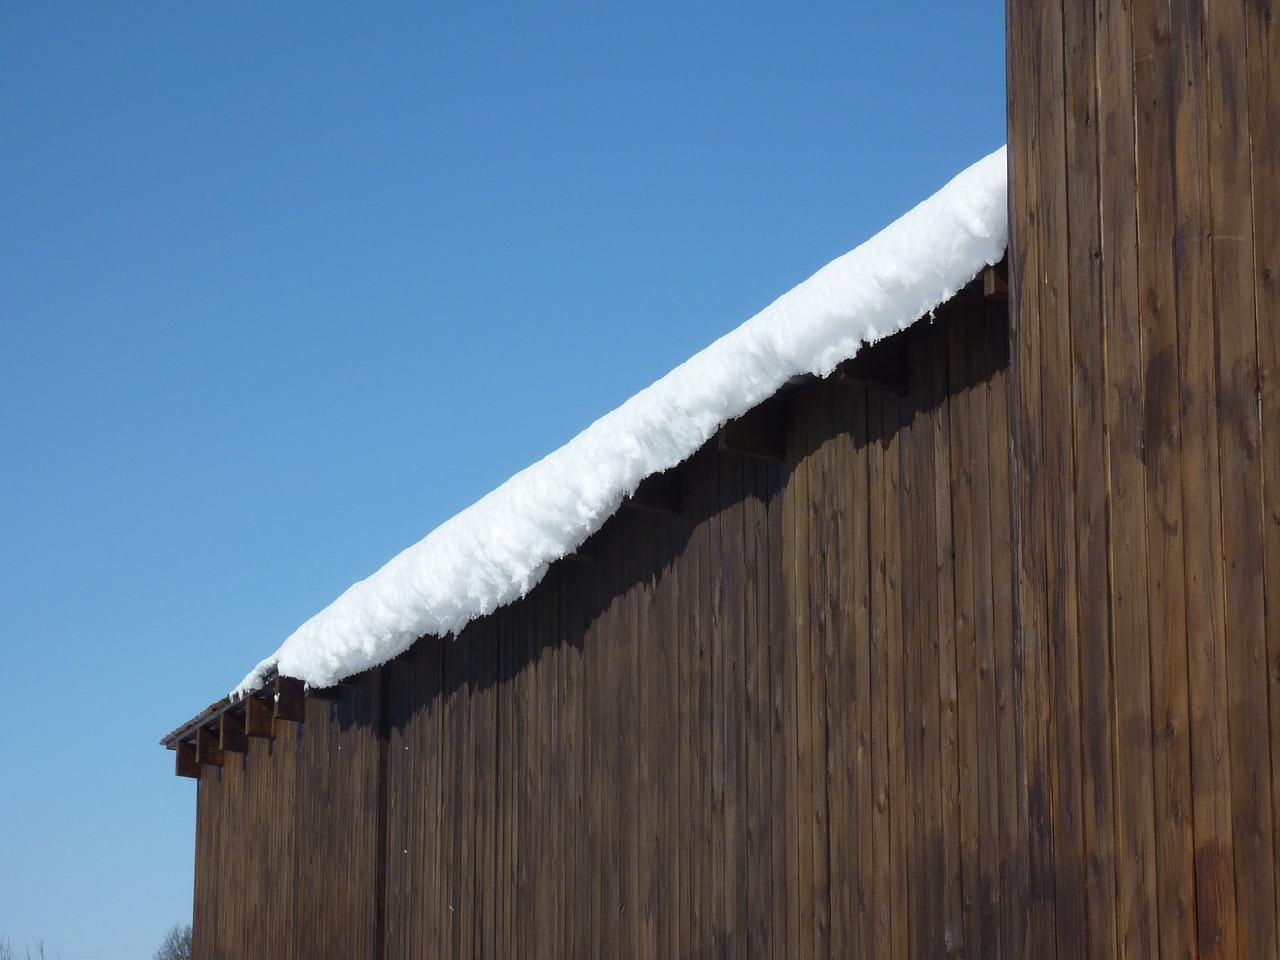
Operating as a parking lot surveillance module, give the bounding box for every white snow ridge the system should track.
[234,145,1009,698]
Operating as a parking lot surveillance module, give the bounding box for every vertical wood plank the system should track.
[847,386,875,960]
[1132,2,1201,957]
[727,451,751,956]
[438,632,459,960]
[686,452,710,957]
[654,491,681,960]
[788,394,817,960]
[1168,1,1241,954]
[928,316,964,960]
[1208,1,1279,957]
[674,460,694,960]
[819,381,851,958]
[192,775,214,960]
[1061,0,1123,955]
[1093,0,1164,955]
[1007,0,1060,954]
[898,367,927,960]
[427,638,449,960]
[803,396,832,960]
[455,630,473,960]
[741,451,773,960]
[632,513,655,960]
[948,298,985,960]
[479,620,499,960]
[615,516,637,960]
[883,388,909,960]
[1031,0,1092,951]
[765,443,791,960]
[563,547,592,960]
[1245,0,1280,950]
[972,301,1008,960]
[273,691,298,960]
[803,387,840,958]
[705,450,727,955]
[867,387,894,960]
[607,520,628,957]
[981,305,1019,960]
[499,608,518,960]
[695,450,715,955]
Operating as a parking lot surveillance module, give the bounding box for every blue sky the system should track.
[0,3,1004,955]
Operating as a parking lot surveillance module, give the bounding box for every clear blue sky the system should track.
[0,3,1005,956]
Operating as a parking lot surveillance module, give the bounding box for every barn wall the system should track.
[377,287,1014,960]
[1007,0,1279,956]
[193,673,382,960]
[190,283,1021,959]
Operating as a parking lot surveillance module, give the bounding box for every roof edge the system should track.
[230,145,1010,699]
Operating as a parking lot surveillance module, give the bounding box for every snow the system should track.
[234,145,1009,697]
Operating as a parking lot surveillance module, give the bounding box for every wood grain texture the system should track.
[1246,0,1280,951]
[1007,1,1059,955]
[1006,0,1278,956]
[1207,3,1277,956]
[1061,1,1121,956]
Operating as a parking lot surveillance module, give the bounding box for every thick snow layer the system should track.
[235,146,1009,697]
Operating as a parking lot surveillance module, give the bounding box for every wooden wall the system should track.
[190,283,1022,959]
[193,674,383,959]
[1006,0,1279,956]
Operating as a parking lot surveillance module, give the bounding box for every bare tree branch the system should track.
[154,923,192,960]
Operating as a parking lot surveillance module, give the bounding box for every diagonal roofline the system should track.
[230,146,1009,699]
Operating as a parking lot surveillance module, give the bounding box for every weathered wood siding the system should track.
[193,674,383,959]
[1007,0,1280,956]
[191,284,1020,959]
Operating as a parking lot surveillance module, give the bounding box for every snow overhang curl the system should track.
[235,145,1009,697]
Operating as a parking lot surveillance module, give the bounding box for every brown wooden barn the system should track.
[163,0,1280,955]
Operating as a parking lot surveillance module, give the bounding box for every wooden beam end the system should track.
[716,399,788,461]
[196,727,224,768]
[835,333,910,396]
[175,741,200,779]
[983,261,1008,299]
[244,696,275,739]
[623,471,682,515]
[219,712,248,754]
[307,682,349,702]
[274,676,306,723]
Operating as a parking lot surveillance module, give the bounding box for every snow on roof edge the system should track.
[234,145,1009,698]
